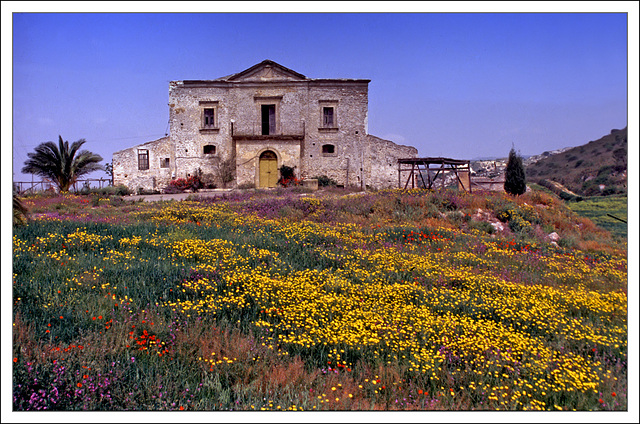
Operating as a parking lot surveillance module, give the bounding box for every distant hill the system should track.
[470,147,572,180]
[525,127,627,197]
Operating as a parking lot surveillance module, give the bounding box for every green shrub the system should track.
[315,175,338,187]
[469,220,495,234]
[558,235,577,249]
[81,185,131,196]
[508,214,532,233]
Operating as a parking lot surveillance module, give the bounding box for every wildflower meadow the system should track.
[11,188,628,412]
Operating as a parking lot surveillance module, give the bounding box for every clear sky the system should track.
[5,4,635,183]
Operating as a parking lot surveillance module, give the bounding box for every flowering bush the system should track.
[497,204,540,233]
[165,176,203,193]
[278,165,300,188]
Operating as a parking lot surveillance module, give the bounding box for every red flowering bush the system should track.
[165,176,203,193]
[278,165,301,188]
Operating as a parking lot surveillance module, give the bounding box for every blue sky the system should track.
[5,6,636,183]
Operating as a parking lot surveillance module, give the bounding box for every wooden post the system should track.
[418,163,427,188]
[411,163,415,188]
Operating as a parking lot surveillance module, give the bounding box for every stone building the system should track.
[113,60,417,191]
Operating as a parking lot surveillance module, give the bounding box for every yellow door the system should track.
[259,151,278,188]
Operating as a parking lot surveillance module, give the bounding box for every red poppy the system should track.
[612,392,616,397]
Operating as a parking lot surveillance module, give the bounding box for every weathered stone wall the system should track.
[364,135,418,189]
[113,137,172,191]
[300,83,372,187]
[168,81,234,186]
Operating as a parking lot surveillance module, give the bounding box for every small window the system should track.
[203,145,216,155]
[323,107,334,127]
[322,144,335,155]
[138,150,149,170]
[203,108,215,128]
[160,158,170,168]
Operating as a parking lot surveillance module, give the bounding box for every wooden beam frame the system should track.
[397,157,472,193]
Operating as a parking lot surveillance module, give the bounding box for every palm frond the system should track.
[13,193,29,225]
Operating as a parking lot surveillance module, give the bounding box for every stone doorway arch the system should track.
[258,150,278,188]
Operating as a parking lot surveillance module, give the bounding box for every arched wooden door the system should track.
[259,150,278,188]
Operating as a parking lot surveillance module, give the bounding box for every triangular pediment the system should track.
[227,60,307,82]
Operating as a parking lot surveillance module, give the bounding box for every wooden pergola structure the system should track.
[397,157,472,192]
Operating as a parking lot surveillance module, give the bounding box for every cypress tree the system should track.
[504,147,527,196]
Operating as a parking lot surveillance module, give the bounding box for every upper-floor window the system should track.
[138,149,149,170]
[318,100,338,131]
[160,158,170,168]
[323,107,335,128]
[200,101,219,131]
[203,109,215,127]
[261,104,276,135]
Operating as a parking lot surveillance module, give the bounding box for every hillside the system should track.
[12,188,627,411]
[525,127,627,196]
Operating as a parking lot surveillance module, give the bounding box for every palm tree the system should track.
[13,192,28,225]
[22,136,103,193]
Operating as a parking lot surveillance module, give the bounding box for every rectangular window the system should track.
[323,107,334,127]
[203,108,215,127]
[160,158,170,168]
[322,144,336,155]
[138,150,149,170]
[261,104,276,135]
[199,101,219,131]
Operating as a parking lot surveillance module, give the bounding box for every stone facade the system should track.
[113,60,418,191]
[112,136,172,192]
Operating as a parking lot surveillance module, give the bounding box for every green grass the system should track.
[568,195,627,240]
